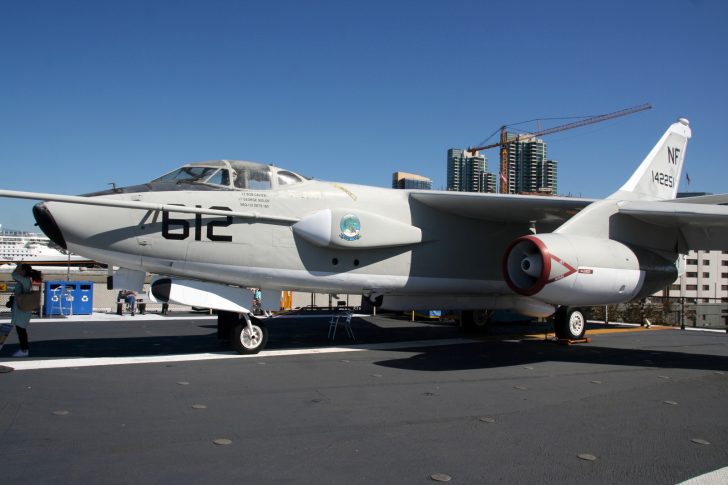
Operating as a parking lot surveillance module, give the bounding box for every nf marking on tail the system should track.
[667,147,680,165]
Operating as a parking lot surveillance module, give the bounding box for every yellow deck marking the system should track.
[470,325,672,342]
[523,325,671,340]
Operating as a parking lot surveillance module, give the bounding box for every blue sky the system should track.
[1,0,726,231]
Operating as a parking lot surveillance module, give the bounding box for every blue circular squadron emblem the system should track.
[339,214,361,241]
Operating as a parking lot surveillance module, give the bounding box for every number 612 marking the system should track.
[162,205,232,242]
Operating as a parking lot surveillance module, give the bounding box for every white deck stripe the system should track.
[0,314,218,323]
[589,320,727,333]
[683,327,727,334]
[677,466,728,484]
[5,337,477,371]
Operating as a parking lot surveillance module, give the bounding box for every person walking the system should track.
[11,263,35,357]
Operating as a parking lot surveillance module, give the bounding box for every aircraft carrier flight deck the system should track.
[0,312,726,484]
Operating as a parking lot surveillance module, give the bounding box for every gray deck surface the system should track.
[1,314,726,484]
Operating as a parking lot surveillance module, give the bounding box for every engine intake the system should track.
[503,236,559,297]
[502,234,673,306]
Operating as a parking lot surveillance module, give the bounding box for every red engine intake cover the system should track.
[502,235,577,297]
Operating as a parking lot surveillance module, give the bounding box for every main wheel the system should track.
[231,319,268,354]
[554,307,586,340]
[458,310,491,333]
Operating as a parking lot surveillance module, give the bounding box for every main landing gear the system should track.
[454,307,589,342]
[553,306,587,340]
[456,310,492,333]
[217,311,269,354]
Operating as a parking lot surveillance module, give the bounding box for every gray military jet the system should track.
[2,118,727,354]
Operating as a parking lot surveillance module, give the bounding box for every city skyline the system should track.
[446,135,558,195]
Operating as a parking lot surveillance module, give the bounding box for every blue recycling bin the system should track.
[74,282,94,314]
[43,281,94,316]
[44,281,75,316]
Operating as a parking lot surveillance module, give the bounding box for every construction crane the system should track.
[467,103,652,194]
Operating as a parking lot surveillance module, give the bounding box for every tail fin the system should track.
[608,118,691,201]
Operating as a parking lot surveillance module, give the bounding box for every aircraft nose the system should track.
[33,202,67,250]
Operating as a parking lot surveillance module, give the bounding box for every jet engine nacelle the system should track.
[503,234,655,306]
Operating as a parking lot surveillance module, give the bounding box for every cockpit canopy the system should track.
[151,160,309,190]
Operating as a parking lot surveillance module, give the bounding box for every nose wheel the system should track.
[231,313,268,354]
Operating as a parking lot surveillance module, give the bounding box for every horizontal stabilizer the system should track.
[671,193,728,206]
[618,201,728,250]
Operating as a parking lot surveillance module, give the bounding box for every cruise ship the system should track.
[0,225,96,266]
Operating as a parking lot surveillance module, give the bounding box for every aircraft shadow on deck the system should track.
[373,337,728,373]
[1,316,726,375]
[0,316,454,359]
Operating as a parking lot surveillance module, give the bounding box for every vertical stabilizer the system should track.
[608,118,691,201]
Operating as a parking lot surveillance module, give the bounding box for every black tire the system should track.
[231,318,268,354]
[554,307,587,340]
[458,310,491,333]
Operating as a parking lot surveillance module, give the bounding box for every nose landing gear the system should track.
[218,310,269,354]
[231,313,268,354]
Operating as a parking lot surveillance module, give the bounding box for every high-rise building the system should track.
[392,171,432,190]
[661,193,728,304]
[447,149,464,191]
[446,149,495,193]
[480,171,497,194]
[505,136,558,194]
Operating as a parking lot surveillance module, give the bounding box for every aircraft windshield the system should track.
[151,160,307,190]
[154,166,220,184]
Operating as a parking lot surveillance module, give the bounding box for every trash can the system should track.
[43,281,94,316]
[44,281,76,316]
[73,282,94,315]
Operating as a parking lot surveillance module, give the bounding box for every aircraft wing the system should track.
[0,189,299,223]
[617,200,728,250]
[409,191,595,225]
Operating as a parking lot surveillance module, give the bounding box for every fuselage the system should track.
[34,160,536,308]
